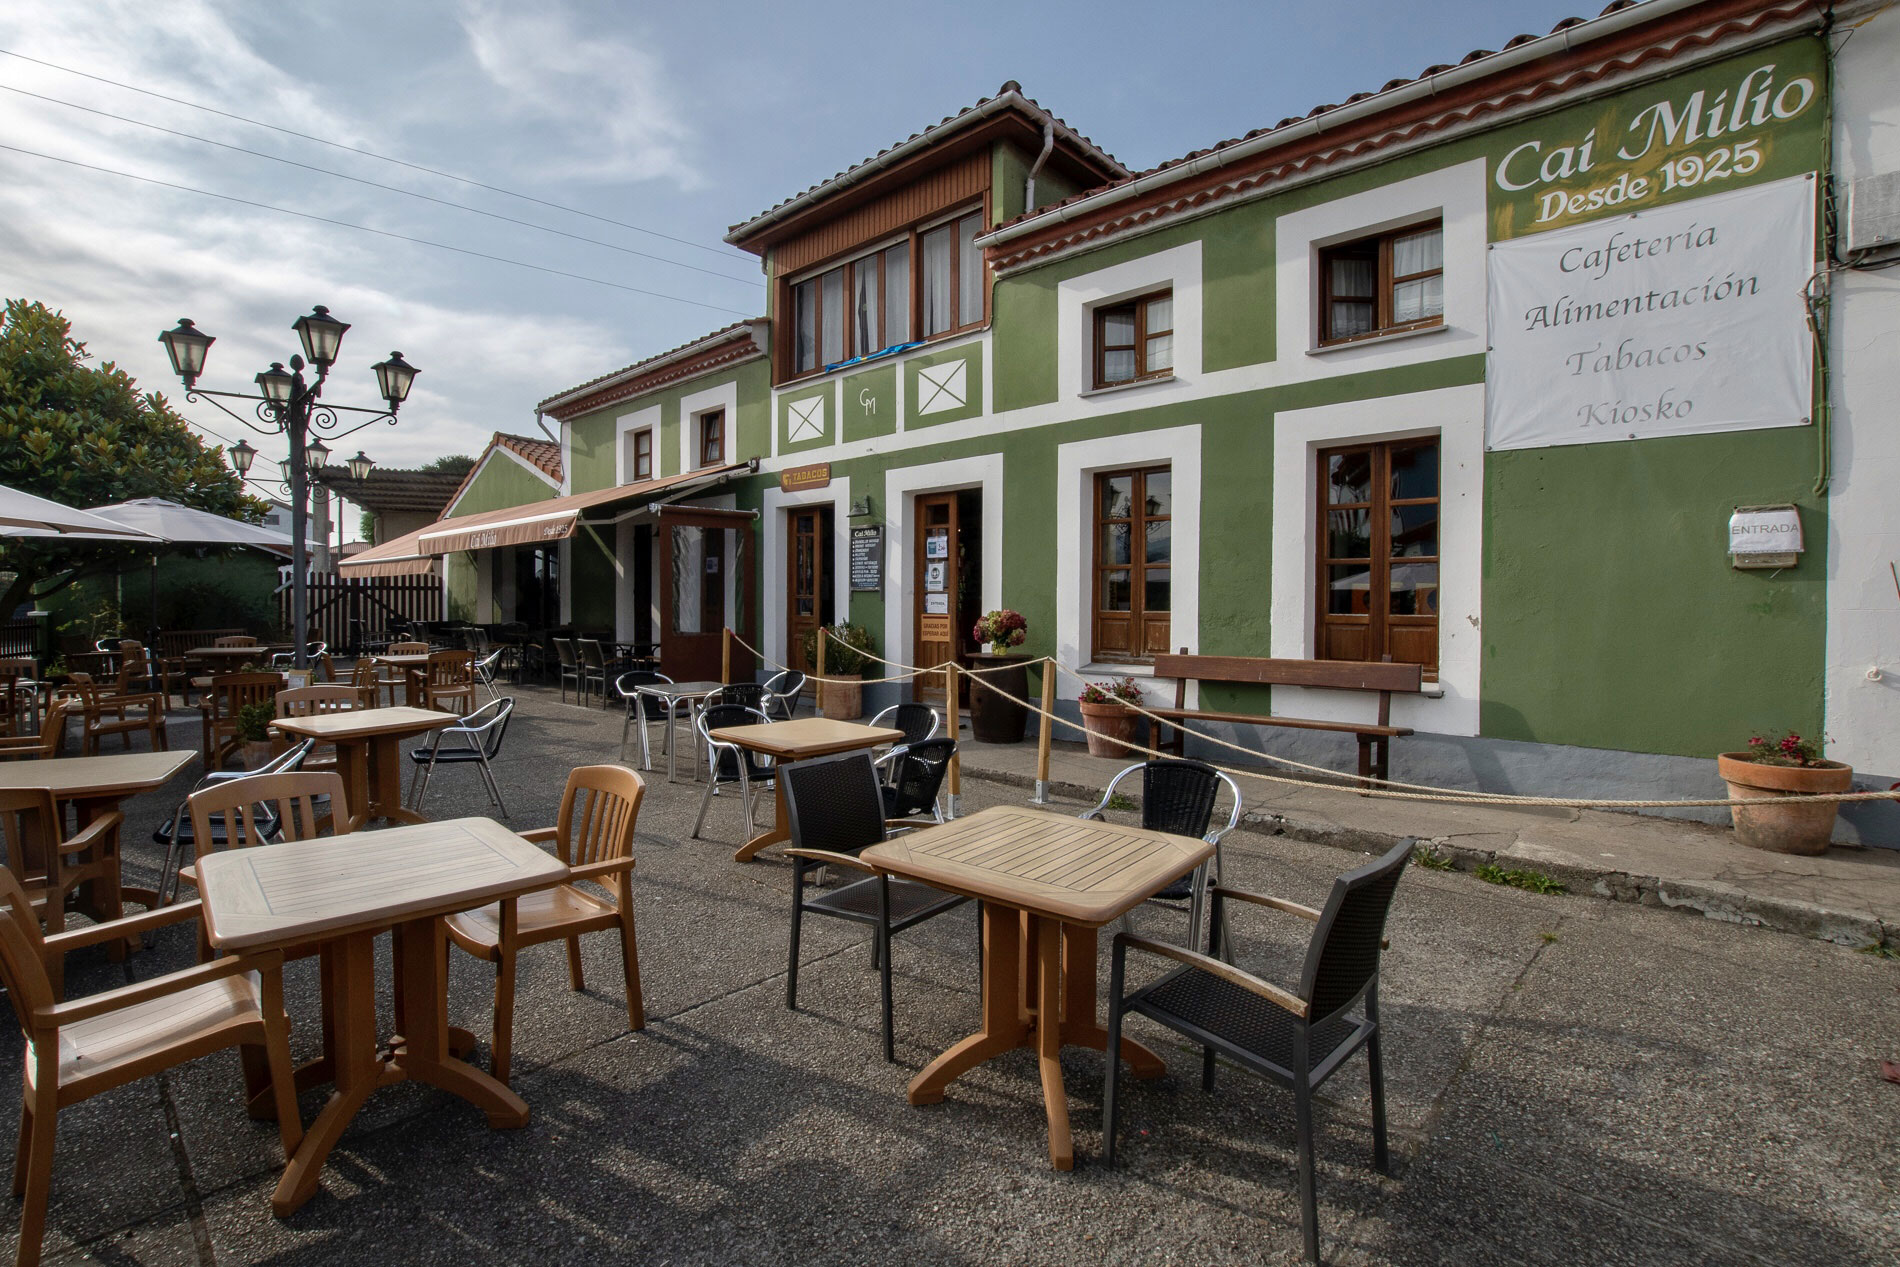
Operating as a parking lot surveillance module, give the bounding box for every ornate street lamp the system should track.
[157,305,417,667]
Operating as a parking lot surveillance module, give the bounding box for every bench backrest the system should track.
[1152,653,1423,694]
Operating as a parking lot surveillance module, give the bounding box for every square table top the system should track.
[372,653,435,667]
[710,718,905,761]
[861,805,1213,928]
[196,817,570,951]
[637,680,725,698]
[0,750,195,798]
[271,706,456,742]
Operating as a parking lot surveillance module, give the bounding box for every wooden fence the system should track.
[0,620,35,658]
[281,573,442,652]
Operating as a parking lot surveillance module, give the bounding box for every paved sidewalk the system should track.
[956,735,1900,949]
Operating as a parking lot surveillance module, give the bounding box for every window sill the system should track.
[777,325,989,389]
[1079,661,1156,678]
[1306,322,1449,357]
[1079,374,1175,400]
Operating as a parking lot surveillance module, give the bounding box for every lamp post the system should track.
[159,307,415,667]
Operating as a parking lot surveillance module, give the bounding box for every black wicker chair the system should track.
[691,703,775,839]
[406,697,514,817]
[869,702,940,750]
[762,669,807,721]
[1081,758,1241,947]
[1104,837,1414,1264]
[707,682,769,713]
[880,737,955,825]
[780,752,968,1061]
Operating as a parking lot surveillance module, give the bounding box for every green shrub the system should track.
[800,623,876,676]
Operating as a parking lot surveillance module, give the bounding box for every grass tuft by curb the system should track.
[1412,846,1456,871]
[1475,863,1567,895]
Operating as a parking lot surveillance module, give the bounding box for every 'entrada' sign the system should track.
[1485,175,1813,452]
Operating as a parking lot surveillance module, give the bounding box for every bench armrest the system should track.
[1115,934,1308,1018]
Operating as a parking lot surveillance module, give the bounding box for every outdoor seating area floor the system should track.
[6,685,1895,1265]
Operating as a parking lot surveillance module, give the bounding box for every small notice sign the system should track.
[1729,504,1803,568]
[779,462,831,492]
[849,526,882,592]
[920,614,953,641]
[923,592,949,616]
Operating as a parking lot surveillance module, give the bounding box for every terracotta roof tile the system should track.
[726,82,1127,240]
[308,465,468,517]
[987,1,1658,238]
[494,432,563,482]
[534,320,757,411]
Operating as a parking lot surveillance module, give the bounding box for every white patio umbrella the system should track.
[84,499,295,645]
[0,484,163,541]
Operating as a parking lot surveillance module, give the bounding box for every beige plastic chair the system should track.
[212,635,258,648]
[274,685,357,769]
[421,650,476,714]
[0,701,70,763]
[444,764,646,1085]
[0,870,301,1267]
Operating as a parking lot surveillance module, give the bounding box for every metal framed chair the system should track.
[1104,838,1414,1266]
[0,871,302,1267]
[691,704,774,840]
[153,739,316,906]
[706,682,768,712]
[1081,758,1242,949]
[614,669,676,761]
[577,638,612,706]
[869,702,941,782]
[444,764,645,1086]
[879,737,955,825]
[406,697,514,817]
[553,637,583,704]
[762,669,807,721]
[780,752,968,1062]
[472,647,508,702]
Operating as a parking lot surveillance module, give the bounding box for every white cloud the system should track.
[457,0,702,189]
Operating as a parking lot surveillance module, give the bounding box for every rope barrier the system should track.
[723,628,1900,811]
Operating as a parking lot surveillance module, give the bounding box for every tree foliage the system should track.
[0,298,264,613]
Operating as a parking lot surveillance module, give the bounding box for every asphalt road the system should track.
[7,686,1896,1265]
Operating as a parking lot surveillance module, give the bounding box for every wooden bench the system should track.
[1149,651,1424,786]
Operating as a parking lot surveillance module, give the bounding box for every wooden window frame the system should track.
[697,410,725,469]
[779,199,988,385]
[1316,218,1444,347]
[1092,288,1174,390]
[1091,465,1171,663]
[1313,437,1440,677]
[630,428,653,482]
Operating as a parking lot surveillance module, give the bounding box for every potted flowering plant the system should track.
[1077,678,1144,758]
[803,623,875,720]
[1716,731,1852,855]
[966,610,1030,744]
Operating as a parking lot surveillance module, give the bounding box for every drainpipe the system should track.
[534,408,556,444]
[1024,120,1055,213]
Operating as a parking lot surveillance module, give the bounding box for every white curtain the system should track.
[920,225,952,335]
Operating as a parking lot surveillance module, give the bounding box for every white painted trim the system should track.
[680,379,739,474]
[1054,427,1201,707]
[883,454,1005,687]
[760,476,852,669]
[1276,158,1487,376]
[614,404,662,486]
[1268,383,1484,736]
[1056,241,1202,407]
[559,418,573,496]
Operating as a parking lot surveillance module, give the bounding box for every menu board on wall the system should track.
[849,526,882,592]
[1486,175,1814,451]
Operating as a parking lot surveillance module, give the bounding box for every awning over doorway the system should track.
[339,462,751,577]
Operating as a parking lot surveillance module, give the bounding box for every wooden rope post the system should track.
[945,661,961,819]
[721,627,731,685]
[1032,657,1055,805]
[815,626,827,717]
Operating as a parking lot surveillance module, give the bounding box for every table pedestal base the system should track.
[733,778,787,863]
[335,737,428,831]
[271,919,529,1217]
[908,904,1162,1170]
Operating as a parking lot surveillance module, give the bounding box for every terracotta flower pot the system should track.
[1716,753,1853,855]
[242,740,274,769]
[821,673,863,721]
[1078,699,1138,759]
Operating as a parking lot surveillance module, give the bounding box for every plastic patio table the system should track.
[270,706,455,830]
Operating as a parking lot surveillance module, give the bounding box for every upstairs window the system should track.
[1319,220,1443,345]
[787,205,983,379]
[630,428,653,481]
[697,410,725,468]
[1093,290,1174,389]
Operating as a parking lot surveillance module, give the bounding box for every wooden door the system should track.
[658,508,755,684]
[913,494,959,703]
[787,507,831,672]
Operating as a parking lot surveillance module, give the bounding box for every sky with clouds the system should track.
[0,0,1589,502]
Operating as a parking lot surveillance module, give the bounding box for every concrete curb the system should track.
[959,760,1897,950]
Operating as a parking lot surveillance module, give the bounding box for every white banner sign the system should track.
[1485,175,1814,451]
